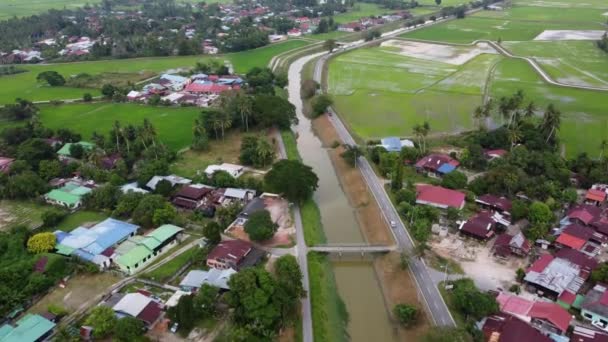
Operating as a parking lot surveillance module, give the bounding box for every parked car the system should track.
[390,220,397,228]
[170,323,179,333]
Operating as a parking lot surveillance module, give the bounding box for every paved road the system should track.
[312,23,457,327]
[275,130,314,342]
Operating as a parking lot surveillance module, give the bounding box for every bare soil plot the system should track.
[0,200,46,231]
[228,197,295,247]
[381,39,497,65]
[533,30,607,41]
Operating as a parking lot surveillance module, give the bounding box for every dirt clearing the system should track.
[380,39,497,65]
[534,30,607,41]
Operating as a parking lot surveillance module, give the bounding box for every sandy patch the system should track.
[534,30,607,41]
[380,39,497,65]
[227,197,295,247]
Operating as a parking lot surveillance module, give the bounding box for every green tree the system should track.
[194,284,219,318]
[154,179,173,197]
[528,201,553,225]
[391,157,403,191]
[516,268,526,282]
[4,171,48,199]
[451,278,498,320]
[274,255,303,324]
[27,232,56,253]
[217,202,243,228]
[114,317,144,342]
[340,144,362,167]
[311,94,333,118]
[41,208,67,227]
[133,194,172,228]
[592,263,608,283]
[83,93,93,102]
[36,71,65,86]
[324,39,336,52]
[435,0,442,5]
[153,206,177,226]
[245,210,278,241]
[265,160,319,203]
[167,294,196,332]
[113,192,144,218]
[203,221,222,245]
[101,84,116,98]
[441,171,467,190]
[38,159,62,181]
[84,306,118,339]
[69,143,85,159]
[394,304,418,326]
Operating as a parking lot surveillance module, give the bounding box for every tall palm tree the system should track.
[508,126,521,150]
[211,113,222,140]
[421,121,430,153]
[219,111,232,141]
[600,139,608,160]
[473,105,485,131]
[498,96,510,126]
[541,104,561,144]
[112,120,121,153]
[524,101,536,118]
[412,124,423,153]
[238,94,253,132]
[255,139,274,167]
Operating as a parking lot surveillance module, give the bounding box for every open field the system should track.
[0,200,46,230]
[55,210,108,232]
[401,9,606,43]
[489,58,608,157]
[475,5,607,22]
[0,0,101,19]
[33,103,200,151]
[513,0,608,9]
[327,43,500,139]
[503,40,608,88]
[333,2,393,23]
[0,40,309,104]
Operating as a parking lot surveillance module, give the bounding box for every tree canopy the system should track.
[27,233,56,254]
[264,160,319,203]
[244,210,278,241]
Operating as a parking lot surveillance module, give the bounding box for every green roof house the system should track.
[116,224,184,275]
[44,181,93,209]
[0,314,56,342]
[57,141,95,159]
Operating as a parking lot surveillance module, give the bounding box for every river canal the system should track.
[288,53,396,342]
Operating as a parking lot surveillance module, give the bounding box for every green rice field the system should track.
[0,40,309,104]
[34,103,200,151]
[0,0,101,19]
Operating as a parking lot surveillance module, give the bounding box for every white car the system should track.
[390,220,397,228]
[170,323,179,333]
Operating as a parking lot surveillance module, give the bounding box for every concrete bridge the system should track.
[309,244,397,255]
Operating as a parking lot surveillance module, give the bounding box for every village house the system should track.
[54,218,139,269]
[482,313,551,342]
[415,184,465,210]
[484,149,508,160]
[458,211,497,240]
[158,74,189,91]
[115,224,184,275]
[581,284,608,328]
[585,185,608,206]
[203,163,245,178]
[0,314,56,342]
[0,157,14,174]
[44,178,96,209]
[378,137,414,152]
[415,153,460,177]
[493,232,531,257]
[120,182,149,194]
[206,239,264,270]
[555,223,607,257]
[56,141,95,161]
[221,188,256,205]
[146,174,192,191]
[172,184,214,210]
[570,325,608,342]
[105,292,162,328]
[496,292,572,336]
[179,268,236,292]
[475,194,512,223]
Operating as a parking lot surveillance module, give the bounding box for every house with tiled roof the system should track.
[496,292,572,335]
[115,224,184,275]
[206,239,264,271]
[416,184,465,210]
[555,223,606,256]
[415,153,460,177]
[493,232,531,257]
[482,313,551,342]
[458,211,497,240]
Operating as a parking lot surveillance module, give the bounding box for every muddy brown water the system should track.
[288,54,396,342]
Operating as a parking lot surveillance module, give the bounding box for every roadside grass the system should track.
[55,211,108,232]
[437,281,466,327]
[0,39,309,104]
[503,40,608,89]
[490,58,608,157]
[425,250,465,275]
[307,252,349,342]
[280,130,300,161]
[401,12,605,43]
[308,30,350,41]
[30,102,200,151]
[0,200,47,231]
[141,246,197,283]
[27,272,120,315]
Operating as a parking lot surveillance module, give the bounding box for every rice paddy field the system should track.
[0,39,309,104]
[329,0,608,157]
[0,0,101,19]
[33,103,200,151]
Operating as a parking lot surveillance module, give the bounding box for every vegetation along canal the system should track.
[288,53,396,341]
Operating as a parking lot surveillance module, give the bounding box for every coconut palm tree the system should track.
[599,139,608,160]
[112,120,121,153]
[255,139,274,167]
[508,126,521,150]
[219,111,232,141]
[238,94,253,132]
[412,124,424,153]
[541,104,561,144]
[473,105,485,130]
[421,121,430,153]
[524,101,536,118]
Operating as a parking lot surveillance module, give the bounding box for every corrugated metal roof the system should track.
[0,314,55,342]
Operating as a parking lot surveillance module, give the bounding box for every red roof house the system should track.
[526,254,554,273]
[415,184,465,209]
[493,232,531,257]
[458,211,496,240]
[172,185,213,210]
[0,157,14,174]
[568,204,602,226]
[556,224,594,250]
[207,239,252,270]
[184,82,232,94]
[414,153,460,176]
[586,189,607,205]
[475,194,512,215]
[482,313,551,342]
[497,292,572,334]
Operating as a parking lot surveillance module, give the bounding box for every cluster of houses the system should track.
[127,73,243,107]
[406,148,608,340]
[336,12,409,33]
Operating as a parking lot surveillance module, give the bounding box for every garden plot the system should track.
[534,30,607,41]
[380,39,497,65]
